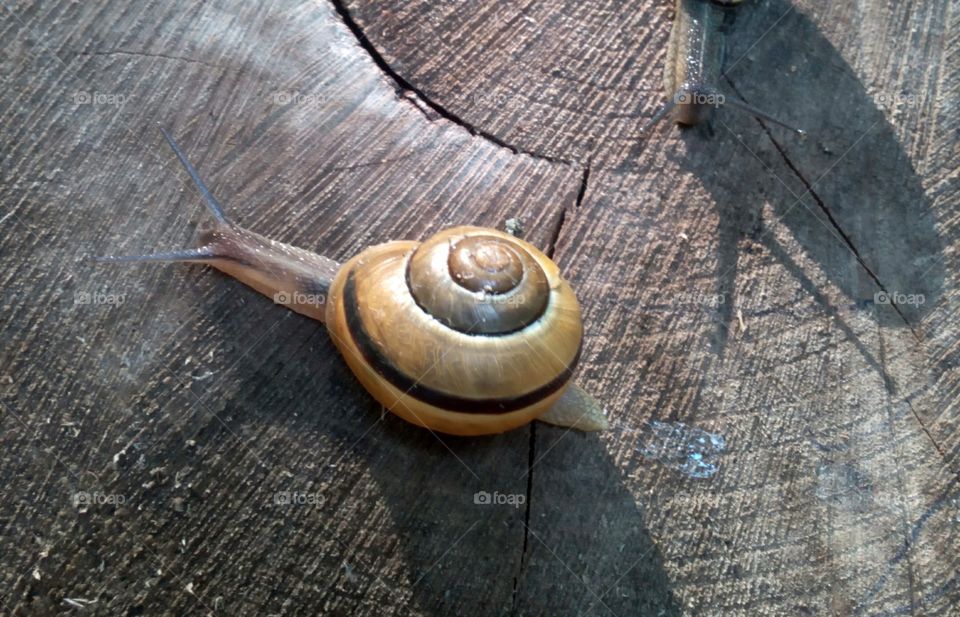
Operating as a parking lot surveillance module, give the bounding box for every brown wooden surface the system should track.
[1,0,957,615]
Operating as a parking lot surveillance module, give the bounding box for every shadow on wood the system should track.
[653,0,945,344]
[89,292,680,615]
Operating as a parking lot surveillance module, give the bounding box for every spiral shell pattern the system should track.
[325,226,583,436]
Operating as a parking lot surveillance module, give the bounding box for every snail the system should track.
[642,0,805,135]
[98,128,608,436]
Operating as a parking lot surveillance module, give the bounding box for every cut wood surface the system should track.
[0,0,957,615]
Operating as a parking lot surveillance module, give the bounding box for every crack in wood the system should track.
[328,0,572,165]
[545,207,567,260]
[511,162,586,610]
[511,422,537,614]
[575,160,592,210]
[505,156,591,610]
[877,326,952,471]
[545,162,589,258]
[64,48,227,70]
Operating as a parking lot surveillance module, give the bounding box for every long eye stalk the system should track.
[158,126,231,225]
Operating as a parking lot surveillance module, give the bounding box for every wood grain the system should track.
[1,0,957,615]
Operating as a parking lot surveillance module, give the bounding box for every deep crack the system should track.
[575,160,592,209]
[545,161,588,257]
[512,162,586,612]
[877,325,951,470]
[328,0,571,165]
[511,422,537,613]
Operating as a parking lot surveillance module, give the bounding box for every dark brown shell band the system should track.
[342,270,580,415]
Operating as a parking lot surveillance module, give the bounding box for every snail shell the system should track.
[325,226,582,436]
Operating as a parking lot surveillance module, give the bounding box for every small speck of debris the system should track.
[678,232,689,241]
[737,309,746,332]
[63,598,97,610]
[505,217,525,237]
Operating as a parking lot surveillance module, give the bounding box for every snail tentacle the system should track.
[98,128,341,322]
[158,125,230,225]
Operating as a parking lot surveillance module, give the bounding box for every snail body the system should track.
[642,0,804,136]
[100,129,607,436]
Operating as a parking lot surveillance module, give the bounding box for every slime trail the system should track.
[614,420,727,479]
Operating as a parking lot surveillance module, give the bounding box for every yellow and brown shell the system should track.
[325,226,583,436]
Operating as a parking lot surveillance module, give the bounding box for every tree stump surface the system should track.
[1,0,957,615]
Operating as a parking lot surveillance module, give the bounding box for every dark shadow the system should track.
[666,0,944,356]
[513,426,682,617]
[103,294,678,617]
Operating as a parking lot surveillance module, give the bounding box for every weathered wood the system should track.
[1,2,580,615]
[344,1,960,613]
[1,0,958,615]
